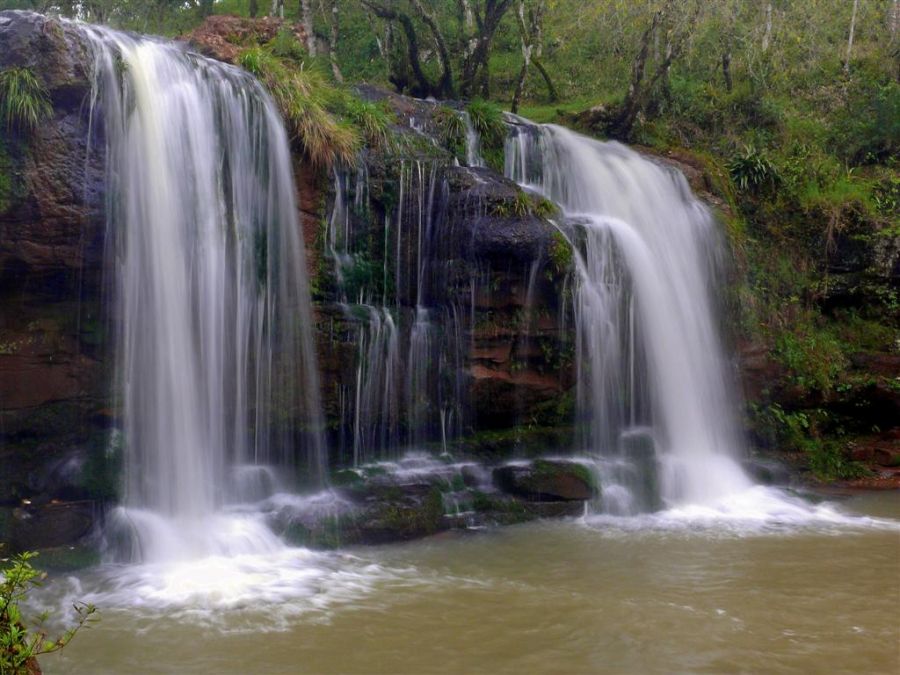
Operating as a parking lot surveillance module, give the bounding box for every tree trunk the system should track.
[844,0,859,74]
[249,0,259,18]
[410,0,455,97]
[609,8,663,138]
[362,1,436,97]
[532,58,558,101]
[761,2,772,53]
[300,0,316,56]
[460,0,514,98]
[891,0,900,44]
[511,1,531,113]
[329,0,343,83]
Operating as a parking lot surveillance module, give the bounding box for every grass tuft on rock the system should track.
[0,67,52,132]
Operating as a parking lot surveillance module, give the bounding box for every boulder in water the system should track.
[493,459,596,501]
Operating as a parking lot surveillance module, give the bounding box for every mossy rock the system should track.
[493,459,597,501]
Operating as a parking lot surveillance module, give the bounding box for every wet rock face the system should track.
[316,90,575,455]
[0,11,110,507]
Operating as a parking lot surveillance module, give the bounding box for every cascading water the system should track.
[327,156,468,463]
[78,25,325,561]
[505,119,752,513]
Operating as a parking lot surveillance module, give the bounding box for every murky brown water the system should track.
[41,491,900,674]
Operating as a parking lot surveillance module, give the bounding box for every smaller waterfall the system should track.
[462,111,485,168]
[326,159,467,463]
[506,118,751,512]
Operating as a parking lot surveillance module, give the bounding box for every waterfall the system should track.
[77,25,325,559]
[461,111,485,168]
[506,119,751,512]
[326,156,468,462]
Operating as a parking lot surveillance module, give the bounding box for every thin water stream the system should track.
[38,492,900,674]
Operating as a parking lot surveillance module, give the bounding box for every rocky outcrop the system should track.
[267,455,594,548]
[492,459,596,501]
[0,12,110,515]
[186,14,308,64]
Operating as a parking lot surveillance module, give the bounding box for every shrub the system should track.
[729,144,780,194]
[1,551,97,674]
[774,321,848,395]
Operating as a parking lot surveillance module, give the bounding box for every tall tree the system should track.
[605,0,699,139]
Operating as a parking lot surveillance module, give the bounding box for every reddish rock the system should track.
[185,14,309,64]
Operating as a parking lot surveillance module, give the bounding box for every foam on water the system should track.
[582,485,900,536]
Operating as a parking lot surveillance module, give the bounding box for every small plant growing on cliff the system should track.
[466,99,506,148]
[1,550,97,674]
[239,47,360,168]
[0,68,52,132]
[341,98,394,150]
[433,105,466,157]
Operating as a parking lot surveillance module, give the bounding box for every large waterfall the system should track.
[506,120,752,513]
[78,25,325,559]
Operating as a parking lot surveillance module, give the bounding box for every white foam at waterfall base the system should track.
[582,484,900,536]
[29,545,422,632]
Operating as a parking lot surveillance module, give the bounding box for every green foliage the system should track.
[466,99,506,171]
[492,189,558,220]
[774,320,848,396]
[339,252,377,300]
[466,99,505,148]
[548,229,572,276]
[0,68,51,132]
[1,551,97,674]
[831,79,900,165]
[239,45,360,168]
[339,97,395,149]
[805,440,868,482]
[729,145,779,194]
[433,105,467,159]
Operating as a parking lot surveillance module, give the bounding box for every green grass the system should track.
[0,67,51,132]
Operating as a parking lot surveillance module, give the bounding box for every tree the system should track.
[511,0,557,113]
[360,1,514,99]
[300,0,316,55]
[605,0,699,139]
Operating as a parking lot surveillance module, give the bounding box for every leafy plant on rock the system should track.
[1,550,97,674]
